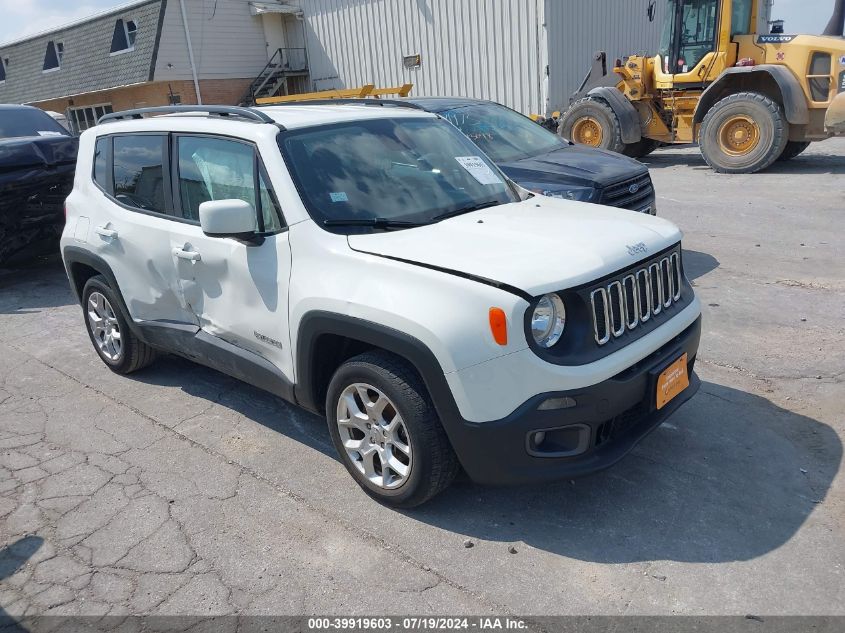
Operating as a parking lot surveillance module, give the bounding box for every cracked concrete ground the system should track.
[0,139,843,621]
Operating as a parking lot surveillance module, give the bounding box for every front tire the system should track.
[777,140,811,162]
[326,351,459,507]
[82,276,157,374]
[559,97,626,153]
[699,92,788,174]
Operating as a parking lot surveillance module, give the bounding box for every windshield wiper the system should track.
[323,218,425,229]
[430,200,502,223]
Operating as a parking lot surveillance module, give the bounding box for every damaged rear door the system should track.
[90,133,197,328]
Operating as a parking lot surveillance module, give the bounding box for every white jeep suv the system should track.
[61,104,701,507]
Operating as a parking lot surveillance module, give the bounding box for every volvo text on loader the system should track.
[559,0,845,173]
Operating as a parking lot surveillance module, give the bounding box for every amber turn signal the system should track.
[489,308,508,346]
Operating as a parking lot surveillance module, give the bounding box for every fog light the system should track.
[533,431,546,446]
[538,396,577,411]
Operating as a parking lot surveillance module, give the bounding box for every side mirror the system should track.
[198,199,257,240]
[647,0,656,22]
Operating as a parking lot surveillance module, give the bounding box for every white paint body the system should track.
[62,105,700,423]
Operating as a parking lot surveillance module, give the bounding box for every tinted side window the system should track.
[113,135,167,213]
[177,136,284,231]
[93,138,109,191]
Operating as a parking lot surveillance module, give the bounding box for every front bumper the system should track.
[445,317,701,485]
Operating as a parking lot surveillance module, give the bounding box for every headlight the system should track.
[528,185,594,202]
[531,294,566,348]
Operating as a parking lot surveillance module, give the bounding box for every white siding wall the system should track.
[155,0,269,80]
[289,0,546,115]
[545,0,667,112]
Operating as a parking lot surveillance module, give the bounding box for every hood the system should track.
[0,135,78,173]
[347,198,682,297]
[499,145,648,189]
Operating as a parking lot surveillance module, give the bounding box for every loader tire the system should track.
[559,98,626,154]
[777,141,811,162]
[699,92,789,174]
[623,138,661,159]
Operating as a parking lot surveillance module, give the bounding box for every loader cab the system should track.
[655,0,754,85]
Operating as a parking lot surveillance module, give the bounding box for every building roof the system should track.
[0,0,157,48]
[0,0,162,106]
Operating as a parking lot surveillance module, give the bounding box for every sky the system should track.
[0,0,837,46]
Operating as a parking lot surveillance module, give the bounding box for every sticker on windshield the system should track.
[454,156,503,185]
[329,192,349,203]
[37,131,64,137]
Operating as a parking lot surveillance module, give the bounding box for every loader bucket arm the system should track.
[569,52,622,104]
[826,92,845,135]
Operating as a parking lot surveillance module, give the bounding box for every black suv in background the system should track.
[0,105,78,264]
[405,97,657,215]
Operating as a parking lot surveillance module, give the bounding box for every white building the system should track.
[3,0,775,122]
[283,0,669,115]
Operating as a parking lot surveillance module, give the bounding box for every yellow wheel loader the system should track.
[559,0,845,173]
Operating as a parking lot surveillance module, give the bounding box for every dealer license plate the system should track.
[656,353,689,410]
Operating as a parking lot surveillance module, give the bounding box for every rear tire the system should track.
[777,141,811,162]
[559,97,626,154]
[699,92,788,174]
[82,276,157,374]
[326,351,459,507]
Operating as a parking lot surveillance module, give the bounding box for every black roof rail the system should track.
[260,98,426,110]
[98,105,277,125]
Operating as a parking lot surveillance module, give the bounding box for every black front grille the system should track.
[584,245,684,347]
[599,173,654,211]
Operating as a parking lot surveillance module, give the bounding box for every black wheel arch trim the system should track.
[586,87,643,144]
[694,65,810,125]
[62,246,145,339]
[294,311,466,425]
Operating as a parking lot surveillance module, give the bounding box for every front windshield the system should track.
[441,103,566,163]
[0,108,70,139]
[280,117,519,230]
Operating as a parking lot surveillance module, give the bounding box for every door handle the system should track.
[95,226,118,239]
[172,247,202,262]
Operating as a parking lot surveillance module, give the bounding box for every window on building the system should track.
[69,104,114,133]
[93,137,110,191]
[110,19,138,54]
[113,135,167,213]
[0,58,6,83]
[177,136,284,231]
[43,41,63,72]
[127,20,138,47]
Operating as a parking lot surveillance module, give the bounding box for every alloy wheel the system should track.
[336,383,412,489]
[87,291,122,361]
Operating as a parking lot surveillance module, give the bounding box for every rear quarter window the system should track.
[93,137,110,192]
[112,135,167,213]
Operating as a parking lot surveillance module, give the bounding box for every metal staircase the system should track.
[240,48,308,106]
